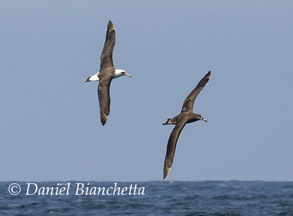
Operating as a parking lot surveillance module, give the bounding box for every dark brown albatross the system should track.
[163,71,211,180]
[85,20,132,126]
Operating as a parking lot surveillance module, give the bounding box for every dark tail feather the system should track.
[163,118,171,125]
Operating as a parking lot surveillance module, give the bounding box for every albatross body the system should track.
[163,71,211,180]
[85,20,132,126]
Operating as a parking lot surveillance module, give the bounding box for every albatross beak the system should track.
[124,72,132,78]
[202,117,208,123]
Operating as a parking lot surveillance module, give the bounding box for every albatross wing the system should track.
[163,120,187,180]
[181,71,211,113]
[98,75,113,125]
[100,20,116,71]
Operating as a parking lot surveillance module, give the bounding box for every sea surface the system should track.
[1,181,293,216]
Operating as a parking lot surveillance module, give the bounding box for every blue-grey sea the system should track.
[1,181,293,216]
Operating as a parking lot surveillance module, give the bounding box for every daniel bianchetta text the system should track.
[23,182,145,196]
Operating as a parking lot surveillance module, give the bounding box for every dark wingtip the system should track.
[108,20,114,29]
[163,166,171,180]
[101,119,107,126]
[100,114,109,126]
[206,70,211,78]
[163,173,166,180]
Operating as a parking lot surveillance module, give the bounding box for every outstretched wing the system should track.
[100,20,116,71]
[163,120,187,180]
[98,75,113,126]
[181,71,211,113]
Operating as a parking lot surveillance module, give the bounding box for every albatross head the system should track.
[192,114,207,123]
[114,69,132,79]
[198,114,208,123]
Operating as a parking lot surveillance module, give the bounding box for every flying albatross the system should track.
[85,20,132,126]
[162,71,211,180]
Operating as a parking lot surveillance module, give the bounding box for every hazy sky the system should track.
[1,0,293,181]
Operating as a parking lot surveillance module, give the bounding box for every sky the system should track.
[0,0,293,181]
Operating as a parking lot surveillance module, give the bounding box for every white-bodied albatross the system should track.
[163,71,211,180]
[85,20,132,126]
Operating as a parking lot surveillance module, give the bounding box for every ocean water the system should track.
[1,181,293,216]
